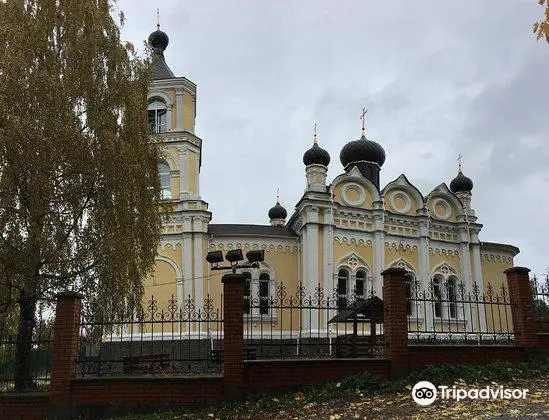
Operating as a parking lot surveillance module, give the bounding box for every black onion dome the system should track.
[148,28,169,54]
[303,143,330,166]
[340,135,386,168]
[450,170,473,193]
[268,201,287,220]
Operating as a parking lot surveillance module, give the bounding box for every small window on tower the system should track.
[157,161,171,199]
[148,100,168,133]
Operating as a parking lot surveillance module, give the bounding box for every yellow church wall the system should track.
[318,225,324,284]
[384,245,419,272]
[144,259,178,314]
[429,249,461,276]
[183,92,195,133]
[480,256,514,333]
[207,242,299,331]
[333,240,374,271]
[332,182,374,211]
[158,243,183,267]
[427,196,458,223]
[383,190,421,217]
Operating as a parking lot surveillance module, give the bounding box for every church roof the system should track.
[151,56,175,80]
[148,26,176,80]
[208,224,297,238]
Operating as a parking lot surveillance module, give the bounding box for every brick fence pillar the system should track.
[382,268,409,378]
[505,267,538,350]
[222,273,245,395]
[49,291,83,419]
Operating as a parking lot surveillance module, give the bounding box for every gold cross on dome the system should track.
[360,107,368,137]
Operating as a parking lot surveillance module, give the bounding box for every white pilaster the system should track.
[176,90,183,131]
[471,241,487,332]
[418,210,434,332]
[166,106,173,132]
[194,152,200,199]
[182,219,193,306]
[179,146,189,200]
[322,209,334,299]
[193,219,204,311]
[459,240,474,331]
[304,208,319,331]
[372,201,385,297]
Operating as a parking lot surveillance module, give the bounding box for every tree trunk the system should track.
[14,297,37,392]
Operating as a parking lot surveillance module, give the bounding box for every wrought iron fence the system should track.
[0,320,53,392]
[75,294,223,377]
[244,282,385,360]
[407,279,515,344]
[532,274,549,332]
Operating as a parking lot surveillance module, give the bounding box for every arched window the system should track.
[355,270,366,301]
[447,276,457,319]
[157,161,171,199]
[259,273,270,315]
[405,273,416,316]
[242,270,273,317]
[243,272,252,315]
[337,269,349,311]
[433,275,443,318]
[148,100,168,133]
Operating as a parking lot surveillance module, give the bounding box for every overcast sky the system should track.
[117,0,549,277]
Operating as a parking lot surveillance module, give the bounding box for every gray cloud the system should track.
[118,0,549,275]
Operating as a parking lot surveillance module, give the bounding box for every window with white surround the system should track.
[242,268,274,317]
[405,272,416,316]
[337,268,349,311]
[336,265,372,311]
[432,273,459,319]
[390,258,417,317]
[148,99,168,133]
[355,270,366,301]
[157,161,171,199]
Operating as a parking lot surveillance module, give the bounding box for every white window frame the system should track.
[157,160,171,200]
[148,99,168,134]
[242,268,275,320]
[336,265,372,311]
[432,273,460,320]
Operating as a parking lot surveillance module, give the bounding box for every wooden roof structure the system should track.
[328,296,384,324]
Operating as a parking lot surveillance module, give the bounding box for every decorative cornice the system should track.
[209,239,299,254]
[481,252,514,264]
[429,246,460,258]
[384,241,418,253]
[333,235,373,247]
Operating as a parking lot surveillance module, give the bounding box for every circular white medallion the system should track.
[389,190,412,214]
[432,198,451,220]
[341,183,366,206]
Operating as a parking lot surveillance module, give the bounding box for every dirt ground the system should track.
[169,374,549,420]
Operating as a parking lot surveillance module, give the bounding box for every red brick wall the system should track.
[244,358,390,388]
[408,345,525,369]
[70,376,224,404]
[0,393,49,420]
[538,334,549,350]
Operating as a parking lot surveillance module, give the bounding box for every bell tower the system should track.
[147,22,211,311]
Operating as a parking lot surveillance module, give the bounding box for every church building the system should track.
[144,26,519,332]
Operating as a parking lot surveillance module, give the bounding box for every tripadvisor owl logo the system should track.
[412,381,437,406]
[411,380,529,406]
